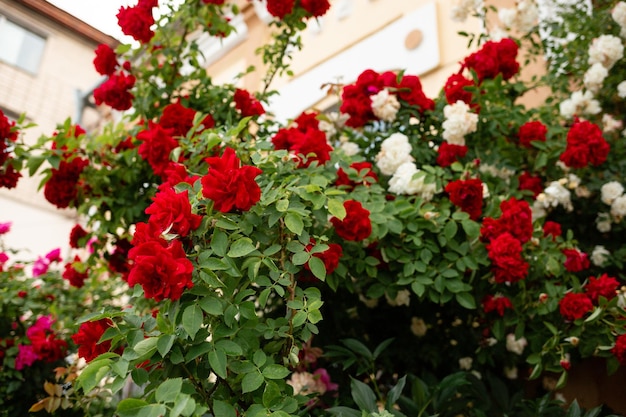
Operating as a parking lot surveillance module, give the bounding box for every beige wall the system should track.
[0,0,105,259]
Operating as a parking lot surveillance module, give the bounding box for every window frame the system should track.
[0,13,48,75]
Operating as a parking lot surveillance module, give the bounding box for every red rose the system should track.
[271,127,303,150]
[437,142,468,167]
[498,198,533,243]
[72,318,118,362]
[145,187,202,237]
[560,120,609,168]
[137,122,179,176]
[340,69,390,127]
[518,171,543,198]
[128,240,194,301]
[336,162,378,189]
[543,221,562,239]
[43,156,88,209]
[290,128,333,168]
[612,334,626,365]
[445,178,484,220]
[131,221,167,247]
[463,38,519,81]
[294,111,320,131]
[518,121,547,148]
[559,292,593,321]
[584,273,619,303]
[116,3,155,43]
[0,109,17,141]
[562,248,590,272]
[93,44,118,76]
[62,256,89,288]
[482,294,513,316]
[300,0,331,17]
[487,232,528,283]
[266,0,295,18]
[444,73,474,105]
[159,162,200,191]
[397,75,435,111]
[69,224,88,248]
[203,0,226,4]
[108,239,132,279]
[0,162,21,189]
[305,241,343,275]
[234,88,265,117]
[201,147,262,212]
[331,200,372,241]
[93,71,136,111]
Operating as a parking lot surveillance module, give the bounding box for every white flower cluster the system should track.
[602,114,623,133]
[478,163,516,181]
[498,0,539,34]
[588,34,624,69]
[583,63,608,93]
[532,180,573,219]
[388,162,437,200]
[375,133,414,175]
[612,1,626,38]
[370,89,400,123]
[559,90,601,119]
[441,100,479,146]
[618,80,626,98]
[600,181,626,222]
[287,372,327,396]
[450,0,484,22]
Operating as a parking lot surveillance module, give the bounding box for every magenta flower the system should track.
[15,345,38,370]
[32,257,50,277]
[0,221,11,234]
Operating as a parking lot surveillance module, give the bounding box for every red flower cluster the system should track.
[93,70,136,111]
[15,316,68,370]
[336,162,378,190]
[137,122,179,176]
[116,0,156,44]
[72,318,118,362]
[562,248,590,272]
[481,198,533,244]
[145,187,202,237]
[559,119,609,168]
[107,238,133,279]
[486,233,529,284]
[300,0,331,17]
[584,273,619,303]
[69,224,88,248]
[542,221,562,239]
[234,89,265,117]
[266,0,295,18]
[159,100,215,137]
[0,110,20,189]
[201,147,262,212]
[518,171,544,198]
[330,200,372,241]
[559,292,593,321]
[444,73,475,105]
[128,239,194,301]
[445,178,484,220]
[612,334,626,366]
[436,142,468,167]
[463,38,520,81]
[340,69,434,127]
[265,0,331,19]
[518,120,547,148]
[482,294,513,316]
[93,43,118,76]
[202,0,226,4]
[62,256,89,288]
[43,154,89,209]
[272,112,333,168]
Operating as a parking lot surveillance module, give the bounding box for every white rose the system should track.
[601,181,624,205]
[459,357,473,370]
[588,35,624,69]
[388,162,437,200]
[340,141,360,157]
[371,89,400,123]
[442,101,478,146]
[596,213,612,233]
[611,195,626,220]
[602,114,623,132]
[583,63,608,93]
[506,334,527,355]
[618,81,626,98]
[375,133,414,176]
[591,245,610,267]
[613,2,626,28]
[386,289,411,307]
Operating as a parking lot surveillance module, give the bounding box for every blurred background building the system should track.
[0,0,117,258]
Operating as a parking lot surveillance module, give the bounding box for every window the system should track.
[0,15,46,74]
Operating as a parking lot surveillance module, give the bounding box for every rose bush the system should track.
[2,0,626,416]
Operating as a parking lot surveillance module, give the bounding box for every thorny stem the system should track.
[261,25,298,96]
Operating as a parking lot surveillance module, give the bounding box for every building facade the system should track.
[0,0,116,258]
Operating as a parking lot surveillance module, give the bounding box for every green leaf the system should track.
[284,212,304,235]
[461,219,480,239]
[213,400,237,417]
[350,378,378,413]
[242,370,264,393]
[155,378,182,403]
[117,399,149,416]
[263,381,282,408]
[157,335,175,357]
[308,256,326,280]
[328,198,346,220]
[170,394,194,417]
[386,375,407,407]
[444,220,458,240]
[227,237,257,257]
[209,348,228,379]
[253,350,267,367]
[276,199,289,212]
[134,337,158,359]
[291,310,307,327]
[262,364,290,379]
[77,358,111,393]
[211,229,228,257]
[216,340,243,356]
[182,304,204,339]
[199,297,224,315]
[584,307,603,323]
[292,251,310,265]
[455,292,476,309]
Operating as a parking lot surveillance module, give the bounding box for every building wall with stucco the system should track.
[0,0,116,259]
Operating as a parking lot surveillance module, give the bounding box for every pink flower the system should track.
[0,221,11,234]
[45,248,62,263]
[15,344,38,370]
[313,368,338,392]
[32,256,50,277]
